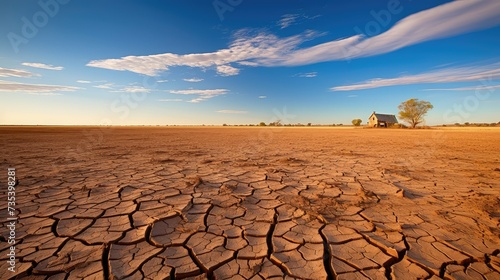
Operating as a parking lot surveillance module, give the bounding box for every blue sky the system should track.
[1,0,499,125]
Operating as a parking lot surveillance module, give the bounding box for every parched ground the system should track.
[0,126,499,280]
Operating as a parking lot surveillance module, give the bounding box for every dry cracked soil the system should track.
[0,126,499,280]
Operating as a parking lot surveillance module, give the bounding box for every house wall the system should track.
[368,115,378,127]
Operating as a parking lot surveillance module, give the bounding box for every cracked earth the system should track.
[1,127,499,279]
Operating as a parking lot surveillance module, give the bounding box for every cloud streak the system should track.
[22,62,63,71]
[216,110,248,114]
[342,0,500,60]
[86,30,319,76]
[86,1,500,77]
[423,84,500,91]
[183,78,204,82]
[168,89,229,103]
[216,65,240,76]
[277,13,320,29]
[0,67,38,78]
[93,83,115,89]
[158,98,183,102]
[278,14,300,29]
[297,72,317,78]
[112,86,151,93]
[331,63,500,91]
[0,80,80,94]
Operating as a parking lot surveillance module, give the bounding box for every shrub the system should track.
[392,123,407,128]
[351,119,362,126]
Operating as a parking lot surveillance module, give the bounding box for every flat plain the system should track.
[1,126,499,279]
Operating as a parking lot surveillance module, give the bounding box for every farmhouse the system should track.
[368,112,398,127]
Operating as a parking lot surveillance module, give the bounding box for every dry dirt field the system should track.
[1,126,499,280]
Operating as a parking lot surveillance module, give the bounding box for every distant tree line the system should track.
[223,98,498,128]
[447,122,500,127]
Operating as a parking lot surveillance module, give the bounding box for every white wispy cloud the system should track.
[22,62,63,71]
[168,89,229,103]
[275,1,500,65]
[423,85,500,91]
[183,78,204,82]
[278,14,300,29]
[113,86,151,93]
[216,110,248,114]
[157,79,168,83]
[86,1,500,76]
[297,72,317,78]
[258,95,267,99]
[93,83,115,89]
[169,89,228,95]
[216,65,240,76]
[331,63,500,91]
[76,80,92,84]
[85,30,322,76]
[277,14,320,29]
[0,80,80,94]
[0,67,38,78]
[342,1,500,60]
[158,98,183,102]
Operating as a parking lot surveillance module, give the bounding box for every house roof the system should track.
[371,113,398,123]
